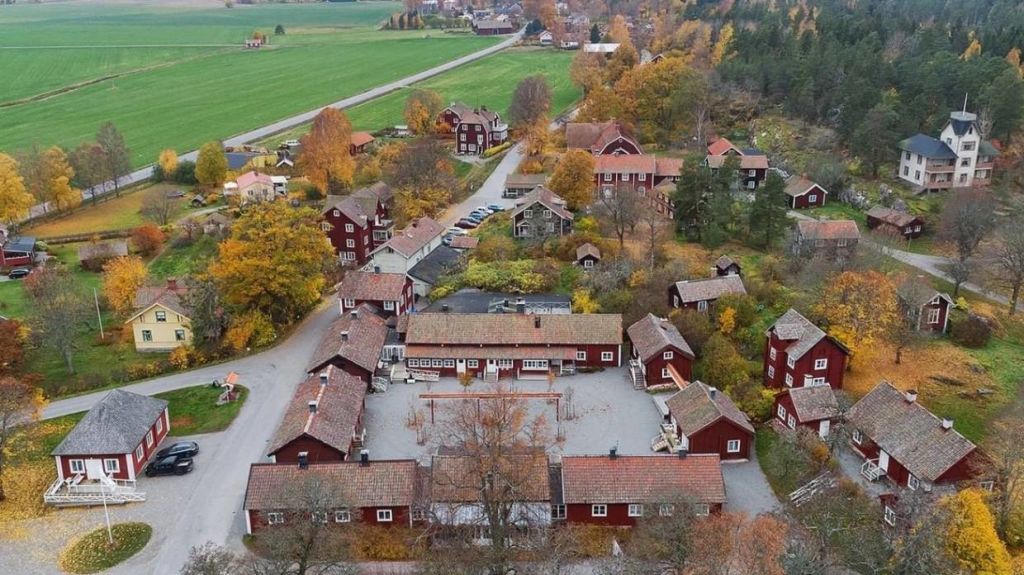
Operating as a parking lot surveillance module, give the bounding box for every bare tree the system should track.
[141,192,177,225]
[24,266,90,374]
[887,490,957,575]
[939,189,997,298]
[985,403,1024,540]
[595,184,640,249]
[0,376,45,501]
[991,221,1024,314]
[636,202,668,272]
[180,542,243,575]
[889,278,932,364]
[508,75,553,129]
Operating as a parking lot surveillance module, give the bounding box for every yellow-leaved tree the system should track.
[815,270,898,365]
[962,32,982,60]
[298,107,355,193]
[51,175,82,212]
[102,256,148,317]
[195,141,228,188]
[548,149,595,210]
[718,306,736,335]
[159,148,178,176]
[394,187,450,225]
[572,289,600,313]
[942,488,1012,575]
[403,89,443,135]
[0,153,33,224]
[712,22,734,65]
[209,202,334,325]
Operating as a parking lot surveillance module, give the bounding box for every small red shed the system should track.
[773,385,840,438]
[626,313,694,389]
[665,382,755,460]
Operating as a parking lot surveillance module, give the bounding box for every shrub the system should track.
[951,313,994,348]
[131,223,165,256]
[481,141,513,158]
[168,346,190,370]
[172,161,197,185]
[567,525,618,558]
[670,309,715,356]
[223,310,276,353]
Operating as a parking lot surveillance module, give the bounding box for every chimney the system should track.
[516,298,526,314]
[360,449,370,466]
[941,418,954,431]
[373,265,381,274]
[534,315,541,329]
[341,331,349,343]
[677,448,688,459]
[709,387,718,400]
[166,278,178,291]
[319,372,329,385]
[308,400,317,414]
[442,304,450,313]
[905,390,918,404]
[609,446,617,459]
[350,309,359,319]
[298,452,309,469]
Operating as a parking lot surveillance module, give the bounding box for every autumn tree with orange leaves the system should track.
[815,270,899,365]
[298,108,355,194]
[102,256,148,317]
[403,89,443,136]
[0,376,46,501]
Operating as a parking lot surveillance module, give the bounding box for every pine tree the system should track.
[748,171,790,248]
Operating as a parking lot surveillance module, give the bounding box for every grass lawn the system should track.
[755,427,818,499]
[148,234,220,279]
[0,2,498,166]
[24,183,192,238]
[154,384,249,436]
[59,522,152,574]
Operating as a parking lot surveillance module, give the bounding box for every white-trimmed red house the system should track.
[565,121,643,155]
[773,385,840,438]
[266,366,367,465]
[866,207,925,240]
[714,255,741,277]
[706,137,743,157]
[438,102,473,133]
[792,219,861,260]
[665,382,755,460]
[704,153,769,190]
[783,177,828,209]
[846,382,984,493]
[575,243,601,268]
[454,107,509,155]
[337,270,414,318]
[669,275,746,313]
[511,186,573,238]
[51,390,170,483]
[430,450,552,528]
[322,182,395,266]
[403,313,622,380]
[0,233,35,268]
[558,454,726,526]
[899,287,954,334]
[307,305,388,384]
[243,458,421,533]
[593,154,681,217]
[626,313,694,389]
[763,308,849,390]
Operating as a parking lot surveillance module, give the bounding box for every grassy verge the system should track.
[24,183,192,238]
[755,427,816,500]
[148,234,219,279]
[59,522,152,574]
[155,384,249,435]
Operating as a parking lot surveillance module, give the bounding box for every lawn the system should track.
[154,384,249,435]
[148,234,220,279]
[0,2,499,166]
[59,522,152,574]
[24,183,193,238]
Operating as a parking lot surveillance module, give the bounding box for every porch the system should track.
[836,446,892,499]
[44,475,146,507]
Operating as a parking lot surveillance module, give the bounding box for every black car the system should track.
[155,440,199,460]
[145,455,193,477]
[7,268,31,280]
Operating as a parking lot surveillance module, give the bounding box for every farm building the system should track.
[306,305,388,383]
[783,177,828,209]
[664,382,755,460]
[575,243,601,268]
[899,285,954,334]
[763,308,849,390]
[626,313,694,390]
[349,131,375,155]
[866,207,925,239]
[0,234,35,268]
[791,219,861,260]
[565,120,642,156]
[714,255,741,277]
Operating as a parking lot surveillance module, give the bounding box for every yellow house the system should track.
[125,279,192,352]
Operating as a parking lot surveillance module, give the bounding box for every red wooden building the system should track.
[430,450,552,529]
[565,121,643,155]
[0,234,35,269]
[266,366,366,464]
[337,270,414,318]
[714,255,741,277]
[763,308,850,390]
[784,177,828,209]
[243,458,421,533]
[453,108,509,155]
[575,243,601,268]
[438,102,472,133]
[846,382,984,492]
[593,154,682,217]
[665,382,755,460]
[403,313,622,380]
[51,390,170,482]
[626,313,694,389]
[349,131,375,155]
[899,287,954,334]
[321,182,395,266]
[703,138,769,190]
[669,275,746,313]
[307,305,388,384]
[866,206,925,240]
[773,385,840,439]
[559,454,726,526]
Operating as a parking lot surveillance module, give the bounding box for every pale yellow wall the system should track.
[129,304,192,352]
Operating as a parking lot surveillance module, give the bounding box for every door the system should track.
[486,359,497,372]
[456,359,466,375]
[85,459,105,480]
[878,450,890,472]
[818,419,830,439]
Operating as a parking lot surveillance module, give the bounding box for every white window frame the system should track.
[69,459,85,474]
[383,301,395,311]
[767,365,775,379]
[787,415,796,429]
[377,509,393,522]
[811,377,826,386]
[808,194,817,203]
[467,359,479,368]
[980,480,995,492]
[267,512,285,525]
[345,223,354,233]
[661,368,670,378]
[135,445,144,461]
[432,359,443,368]
[591,504,607,517]
[311,511,328,524]
[155,310,167,322]
[787,356,796,369]
[769,347,777,361]
[814,358,827,370]
[524,209,533,219]
[551,504,566,520]
[927,308,940,324]
[498,359,514,368]
[694,503,710,517]
[346,239,355,248]
[697,300,708,312]
[103,458,120,474]
[576,350,586,361]
[522,359,549,370]
[333,209,341,217]
[785,373,793,387]
[638,172,646,182]
[601,351,614,362]
[343,298,355,308]
[627,504,643,517]
[342,252,355,261]
[408,359,419,368]
[335,508,352,523]
[907,474,919,491]
[659,504,674,517]
[884,506,896,526]
[603,172,612,182]
[142,330,153,342]
[443,359,455,368]
[726,440,741,453]
[156,416,163,434]
[777,404,786,419]
[146,431,154,447]
[175,329,186,341]
[852,429,863,445]
[663,350,673,360]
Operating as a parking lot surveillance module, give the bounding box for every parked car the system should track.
[155,441,199,460]
[474,206,494,215]
[446,227,467,236]
[467,213,486,223]
[487,203,505,212]
[7,268,31,280]
[442,234,454,246]
[283,139,300,148]
[455,219,479,229]
[145,455,194,477]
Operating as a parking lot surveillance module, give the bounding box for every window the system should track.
[601,351,614,362]
[546,222,555,233]
[785,374,793,387]
[524,209,533,219]
[960,158,971,167]
[852,429,863,444]
[962,141,975,152]
[767,365,775,379]
[697,300,708,312]
[837,238,848,248]
[383,301,395,311]
[914,170,921,181]
[175,329,186,342]
[443,359,455,368]
[377,509,393,522]
[342,252,355,261]
[726,439,741,453]
[904,151,911,161]
[769,347,777,361]
[408,359,419,368]
[576,350,587,361]
[808,194,816,203]
[311,511,327,524]
[777,404,786,419]
[412,509,426,521]
[345,224,354,233]
[663,350,674,360]
[638,173,646,181]
[927,308,940,324]
[591,504,607,517]
[787,356,796,369]
[694,503,710,517]
[333,209,341,217]
[787,415,796,429]
[146,431,154,447]
[267,512,285,525]
[335,509,351,523]
[343,298,355,308]
[551,504,566,520]
[543,210,552,219]
[155,310,167,322]
[628,504,644,517]
[498,359,514,368]
[142,330,153,342]
[746,181,756,189]
[320,222,332,232]
[659,504,674,517]
[661,368,670,378]
[959,173,968,184]
[814,358,827,370]
[980,480,995,492]
[156,416,163,434]
[903,166,909,176]
[603,173,612,182]
[748,169,756,177]
[69,459,85,474]
[907,474,920,491]
[812,377,826,386]
[432,359,443,368]
[522,359,549,370]
[467,359,479,368]
[914,225,922,232]
[883,506,896,526]
[346,239,355,248]
[584,259,594,268]
[135,445,144,461]
[460,134,466,142]
[623,173,631,181]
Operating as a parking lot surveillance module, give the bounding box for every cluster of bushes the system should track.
[481,141,514,158]
[151,160,197,185]
[951,312,996,348]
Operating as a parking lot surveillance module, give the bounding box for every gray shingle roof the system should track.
[666,381,754,436]
[765,308,845,361]
[672,275,746,305]
[627,313,694,362]
[898,134,957,160]
[785,385,839,422]
[407,245,463,287]
[307,305,388,374]
[52,390,168,456]
[560,454,726,505]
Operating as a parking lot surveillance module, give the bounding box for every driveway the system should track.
[721,452,782,516]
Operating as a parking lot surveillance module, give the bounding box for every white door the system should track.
[818,419,830,439]
[85,459,105,480]
[456,359,466,374]
[878,450,890,472]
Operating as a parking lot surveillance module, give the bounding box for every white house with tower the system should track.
[896,108,998,193]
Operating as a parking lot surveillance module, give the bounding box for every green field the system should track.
[0,2,498,166]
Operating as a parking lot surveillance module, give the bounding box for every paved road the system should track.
[26,30,523,217]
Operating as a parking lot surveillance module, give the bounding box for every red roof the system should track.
[706,137,739,156]
[560,454,726,505]
[350,131,375,147]
[266,365,365,456]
